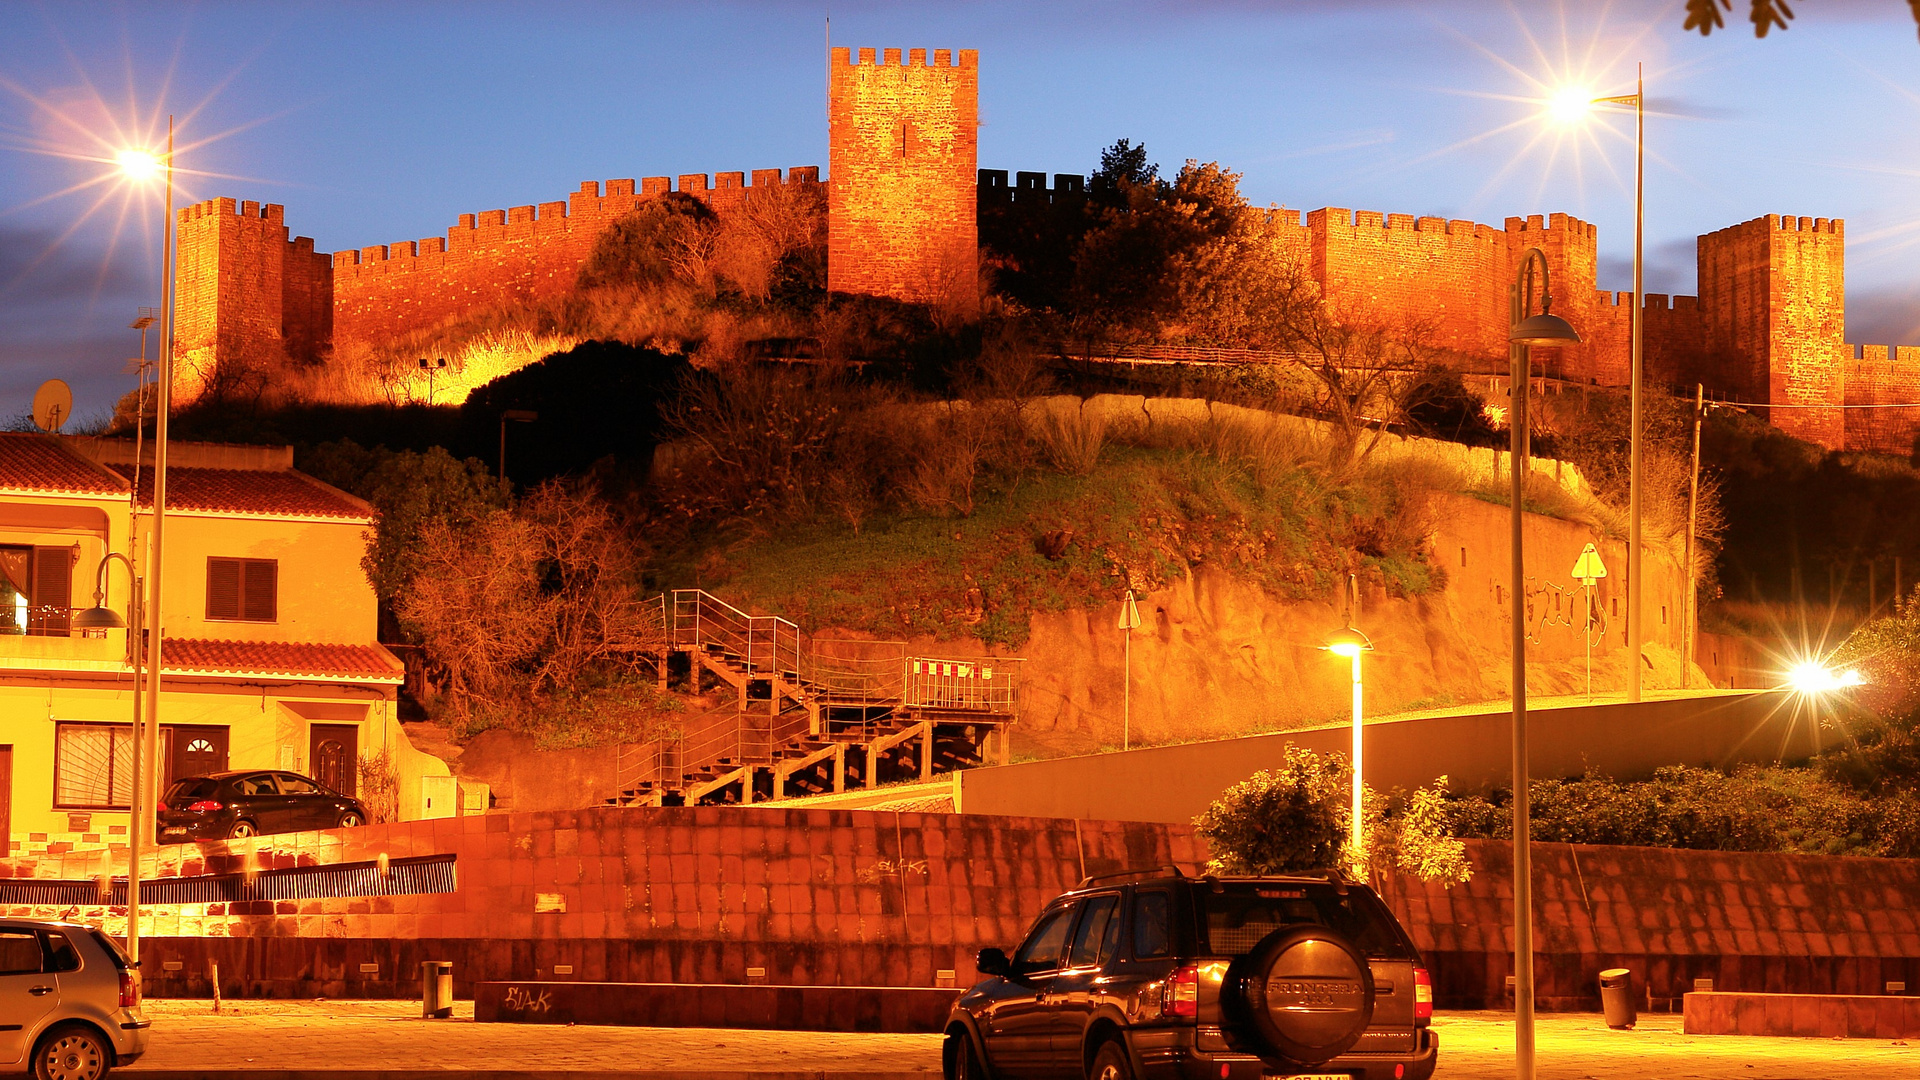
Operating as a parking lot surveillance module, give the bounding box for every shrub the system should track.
[1193,747,1471,885]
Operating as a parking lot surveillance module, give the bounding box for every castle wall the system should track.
[1304,208,1509,359]
[828,46,978,309]
[1844,344,1920,456]
[1700,215,1848,448]
[173,198,330,400]
[329,170,820,354]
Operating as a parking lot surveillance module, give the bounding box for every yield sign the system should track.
[1118,590,1142,631]
[1571,543,1608,583]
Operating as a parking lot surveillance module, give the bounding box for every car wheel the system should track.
[227,820,257,839]
[943,1031,982,1080]
[339,811,364,828]
[33,1023,110,1080]
[1088,1038,1133,1080]
[1220,924,1376,1070]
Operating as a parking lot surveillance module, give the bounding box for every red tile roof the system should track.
[162,639,404,683]
[108,465,371,520]
[0,434,127,495]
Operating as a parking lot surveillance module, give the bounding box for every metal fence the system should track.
[671,589,800,677]
[904,656,1022,713]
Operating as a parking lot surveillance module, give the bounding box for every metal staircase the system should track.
[608,589,1020,807]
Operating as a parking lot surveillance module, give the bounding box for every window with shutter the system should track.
[29,545,72,637]
[242,559,277,622]
[206,557,277,622]
[53,722,134,809]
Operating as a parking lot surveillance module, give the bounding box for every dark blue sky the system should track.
[4,0,1918,420]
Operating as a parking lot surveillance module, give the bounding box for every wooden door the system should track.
[167,727,229,786]
[309,724,358,797]
[0,746,12,852]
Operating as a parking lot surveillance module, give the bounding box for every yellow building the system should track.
[1,433,451,852]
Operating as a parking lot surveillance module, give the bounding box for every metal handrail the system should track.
[905,655,1023,712]
[672,589,800,677]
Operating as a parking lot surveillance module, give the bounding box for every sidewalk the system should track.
[119,1000,1917,1079]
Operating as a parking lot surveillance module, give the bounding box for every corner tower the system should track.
[173,198,331,402]
[1698,215,1847,448]
[828,46,979,311]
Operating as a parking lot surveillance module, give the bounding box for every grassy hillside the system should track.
[697,445,1443,647]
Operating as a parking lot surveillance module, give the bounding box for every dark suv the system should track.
[944,870,1436,1080]
[156,770,367,843]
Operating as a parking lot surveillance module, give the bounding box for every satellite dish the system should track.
[32,379,73,433]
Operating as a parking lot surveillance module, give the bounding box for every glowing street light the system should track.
[1783,663,1864,695]
[1548,68,1650,703]
[114,124,179,968]
[115,148,163,184]
[1323,602,1374,876]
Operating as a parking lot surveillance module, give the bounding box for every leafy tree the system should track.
[1094,138,1159,189]
[1682,0,1920,40]
[1193,746,1471,886]
[577,192,719,290]
[300,440,509,615]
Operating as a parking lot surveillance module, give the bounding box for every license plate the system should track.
[162,827,186,835]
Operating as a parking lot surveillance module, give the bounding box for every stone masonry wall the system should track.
[329,170,821,354]
[173,198,332,401]
[827,46,978,309]
[1845,344,1920,456]
[6,807,1919,1011]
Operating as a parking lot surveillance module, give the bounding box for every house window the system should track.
[54,722,135,810]
[206,557,277,622]
[0,544,75,637]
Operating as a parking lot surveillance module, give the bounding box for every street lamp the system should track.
[1508,246,1582,1080]
[1556,70,1649,701]
[1322,621,1373,875]
[117,122,179,968]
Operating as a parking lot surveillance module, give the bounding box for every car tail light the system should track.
[188,800,223,813]
[119,968,139,1009]
[1413,966,1433,1024]
[1161,963,1199,1020]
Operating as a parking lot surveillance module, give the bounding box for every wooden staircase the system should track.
[607,590,1020,808]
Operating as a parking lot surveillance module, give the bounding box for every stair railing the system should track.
[672,589,801,678]
[905,656,1024,713]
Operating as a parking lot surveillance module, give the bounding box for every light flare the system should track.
[115,147,163,182]
[1783,662,1865,695]
[1544,84,1598,127]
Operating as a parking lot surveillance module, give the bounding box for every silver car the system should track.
[0,919,148,1080]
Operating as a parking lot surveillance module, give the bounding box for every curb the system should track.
[125,1072,941,1079]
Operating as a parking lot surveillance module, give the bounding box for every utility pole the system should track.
[1683,384,1704,689]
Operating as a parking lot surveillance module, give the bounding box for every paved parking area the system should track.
[119,1000,1917,1078]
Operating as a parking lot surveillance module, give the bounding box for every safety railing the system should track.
[905,656,1022,713]
[804,639,908,705]
[671,589,800,678]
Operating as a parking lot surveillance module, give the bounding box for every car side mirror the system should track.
[977,948,1012,979]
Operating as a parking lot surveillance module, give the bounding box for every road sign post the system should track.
[1572,544,1609,699]
[1118,590,1142,750]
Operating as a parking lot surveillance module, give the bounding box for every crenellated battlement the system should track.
[1593,291,1701,312]
[330,169,820,270]
[833,45,977,69]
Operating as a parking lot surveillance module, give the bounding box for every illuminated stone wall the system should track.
[328,170,822,354]
[827,46,978,310]
[172,198,332,401]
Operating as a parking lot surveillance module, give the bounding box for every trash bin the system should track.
[1598,967,1635,1030]
[421,960,453,1019]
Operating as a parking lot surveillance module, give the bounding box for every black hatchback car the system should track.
[943,869,1437,1080]
[156,770,368,843]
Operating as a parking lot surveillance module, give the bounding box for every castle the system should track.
[170,45,1919,455]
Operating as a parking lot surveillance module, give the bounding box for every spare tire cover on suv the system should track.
[1220,924,1376,1067]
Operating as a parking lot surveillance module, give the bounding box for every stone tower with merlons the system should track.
[827,46,979,312]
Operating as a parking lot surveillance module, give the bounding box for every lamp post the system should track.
[1508,248,1582,1080]
[72,555,142,944]
[1323,622,1373,875]
[113,120,178,966]
[420,356,447,404]
[1592,69,1646,702]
